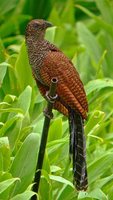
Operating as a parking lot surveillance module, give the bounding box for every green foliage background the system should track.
[0,0,113,199]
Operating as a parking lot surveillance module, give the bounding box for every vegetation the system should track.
[0,0,113,199]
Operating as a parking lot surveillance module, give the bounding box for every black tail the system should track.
[68,109,88,191]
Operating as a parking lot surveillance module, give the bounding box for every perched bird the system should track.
[25,19,88,191]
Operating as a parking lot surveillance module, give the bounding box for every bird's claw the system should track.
[43,90,58,119]
[45,91,58,103]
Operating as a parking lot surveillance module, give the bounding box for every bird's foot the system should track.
[45,91,58,103]
[44,90,58,119]
[43,108,53,119]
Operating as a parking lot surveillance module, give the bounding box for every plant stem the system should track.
[31,78,58,200]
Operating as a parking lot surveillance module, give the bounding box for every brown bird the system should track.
[25,19,88,191]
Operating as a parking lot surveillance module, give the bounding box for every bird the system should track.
[25,19,88,191]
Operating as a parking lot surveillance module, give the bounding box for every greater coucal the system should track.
[25,19,88,191]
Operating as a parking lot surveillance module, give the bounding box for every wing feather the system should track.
[40,51,88,119]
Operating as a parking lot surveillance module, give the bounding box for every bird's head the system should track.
[25,19,52,39]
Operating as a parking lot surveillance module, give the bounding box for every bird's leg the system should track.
[44,90,58,119]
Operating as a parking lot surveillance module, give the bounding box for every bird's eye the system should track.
[33,23,39,29]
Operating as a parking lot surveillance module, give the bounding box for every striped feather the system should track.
[68,109,88,191]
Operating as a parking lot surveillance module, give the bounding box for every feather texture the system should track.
[69,109,88,190]
[25,19,88,191]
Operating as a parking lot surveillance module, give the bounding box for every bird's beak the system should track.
[46,21,53,28]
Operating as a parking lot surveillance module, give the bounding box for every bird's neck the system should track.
[25,33,48,85]
[25,30,45,42]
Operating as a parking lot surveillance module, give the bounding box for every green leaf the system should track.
[0,62,9,86]
[48,118,62,141]
[85,110,105,135]
[88,152,113,185]
[47,137,68,162]
[3,94,16,104]
[95,0,113,24]
[56,184,75,200]
[22,0,51,19]
[0,137,10,171]
[0,39,5,62]
[45,26,56,43]
[39,170,52,200]
[78,188,107,200]
[50,165,61,173]
[10,191,36,200]
[43,151,50,173]
[15,42,34,92]
[77,22,102,63]
[61,0,75,24]
[5,116,23,150]
[0,108,23,114]
[85,78,113,95]
[76,4,113,37]
[0,178,19,195]
[0,114,23,137]
[9,133,39,197]
[0,102,10,107]
[96,174,113,188]
[49,175,74,188]
[0,0,19,16]
[47,137,68,149]
[17,86,32,114]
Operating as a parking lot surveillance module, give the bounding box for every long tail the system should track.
[68,109,88,191]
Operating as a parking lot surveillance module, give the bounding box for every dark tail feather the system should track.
[68,109,88,191]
